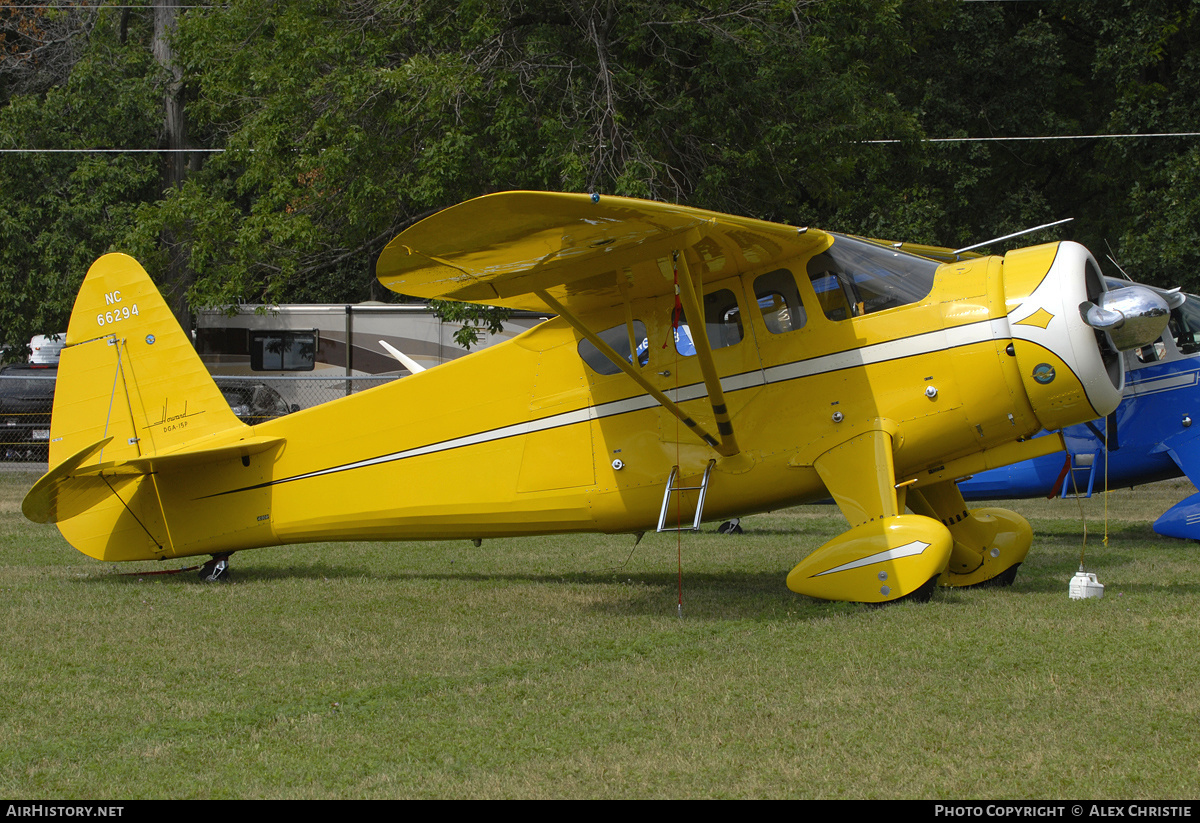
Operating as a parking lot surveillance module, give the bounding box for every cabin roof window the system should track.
[807,234,938,321]
[250,330,318,372]
[579,320,649,375]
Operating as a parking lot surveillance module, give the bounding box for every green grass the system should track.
[2,471,1199,798]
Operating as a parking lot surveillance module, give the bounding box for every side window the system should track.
[754,269,807,334]
[809,261,855,321]
[1134,337,1169,365]
[806,234,938,321]
[250,330,317,371]
[675,288,743,355]
[579,321,649,375]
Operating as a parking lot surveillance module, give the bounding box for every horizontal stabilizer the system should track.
[23,434,285,524]
[22,437,114,523]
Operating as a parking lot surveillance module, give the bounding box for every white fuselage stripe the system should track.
[1126,369,1199,397]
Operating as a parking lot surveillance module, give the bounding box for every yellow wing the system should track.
[376,191,828,312]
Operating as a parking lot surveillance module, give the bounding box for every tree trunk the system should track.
[154,0,194,331]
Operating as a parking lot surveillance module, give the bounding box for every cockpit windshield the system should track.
[807,234,940,321]
[1169,294,1200,355]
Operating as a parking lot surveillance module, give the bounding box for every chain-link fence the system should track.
[0,372,55,462]
[0,373,399,462]
[212,375,399,424]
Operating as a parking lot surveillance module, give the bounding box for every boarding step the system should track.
[656,460,716,533]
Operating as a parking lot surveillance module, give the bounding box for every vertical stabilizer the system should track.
[50,253,243,467]
[23,254,284,562]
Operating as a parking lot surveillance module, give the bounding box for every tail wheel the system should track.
[197,554,231,583]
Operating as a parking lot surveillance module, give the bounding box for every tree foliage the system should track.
[129,0,940,309]
[0,7,163,352]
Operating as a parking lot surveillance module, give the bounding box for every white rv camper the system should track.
[194,303,548,413]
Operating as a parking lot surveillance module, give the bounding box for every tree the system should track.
[0,7,163,353]
[870,0,1200,289]
[6,0,1200,351]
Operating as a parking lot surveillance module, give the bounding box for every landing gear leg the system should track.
[198,553,232,583]
[787,429,952,603]
[907,481,1031,588]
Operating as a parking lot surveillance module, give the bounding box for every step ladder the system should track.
[1060,451,1100,498]
[656,460,716,533]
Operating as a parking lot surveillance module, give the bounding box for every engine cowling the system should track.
[1001,241,1169,432]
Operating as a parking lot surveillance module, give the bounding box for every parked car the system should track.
[0,363,56,461]
[216,380,297,425]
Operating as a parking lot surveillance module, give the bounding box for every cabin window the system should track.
[675,288,743,355]
[806,234,938,321]
[249,330,317,371]
[754,269,806,334]
[579,321,649,375]
[1134,338,1169,364]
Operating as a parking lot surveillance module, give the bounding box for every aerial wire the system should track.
[671,253,684,619]
[1102,415,1111,556]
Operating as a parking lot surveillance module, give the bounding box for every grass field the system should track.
[2,469,1199,799]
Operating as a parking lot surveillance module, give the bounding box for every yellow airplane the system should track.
[22,192,1172,602]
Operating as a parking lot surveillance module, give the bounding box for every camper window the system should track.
[250,330,317,371]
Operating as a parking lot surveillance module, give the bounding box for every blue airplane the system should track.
[959,279,1200,540]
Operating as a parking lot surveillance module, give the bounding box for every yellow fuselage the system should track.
[72,248,1059,562]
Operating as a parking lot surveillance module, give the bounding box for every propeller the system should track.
[1080,284,1174,351]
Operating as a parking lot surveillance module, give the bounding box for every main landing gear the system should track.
[786,430,1033,603]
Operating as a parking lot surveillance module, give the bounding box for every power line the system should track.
[1,5,218,8]
[866,132,1200,144]
[0,147,225,152]
[4,133,1200,154]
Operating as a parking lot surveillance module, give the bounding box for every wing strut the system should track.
[533,288,725,453]
[674,250,740,456]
